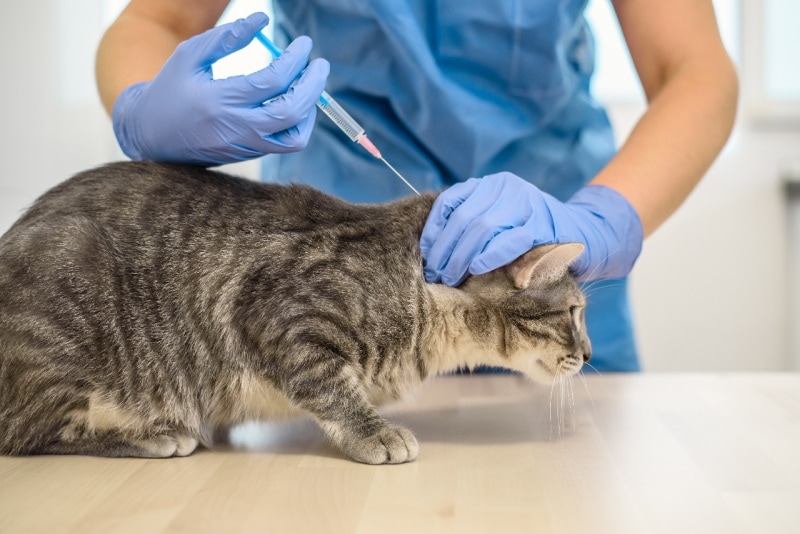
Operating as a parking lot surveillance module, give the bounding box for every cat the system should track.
[0,161,590,464]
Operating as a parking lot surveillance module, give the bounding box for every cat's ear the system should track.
[506,243,584,289]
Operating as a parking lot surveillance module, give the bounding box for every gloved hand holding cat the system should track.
[421,172,644,285]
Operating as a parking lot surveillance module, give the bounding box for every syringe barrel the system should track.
[316,92,365,142]
[254,33,366,144]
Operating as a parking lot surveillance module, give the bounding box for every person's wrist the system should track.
[112,82,149,161]
[567,185,643,280]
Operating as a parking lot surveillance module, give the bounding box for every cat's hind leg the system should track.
[38,432,199,458]
[1,381,199,458]
[2,406,200,458]
[37,394,201,458]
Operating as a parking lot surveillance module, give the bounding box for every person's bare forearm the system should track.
[96,0,228,115]
[590,57,738,236]
[591,0,738,237]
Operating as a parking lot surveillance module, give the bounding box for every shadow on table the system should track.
[388,395,567,445]
[223,391,569,460]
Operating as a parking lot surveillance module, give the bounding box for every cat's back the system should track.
[7,161,433,246]
[9,161,329,233]
[0,161,437,294]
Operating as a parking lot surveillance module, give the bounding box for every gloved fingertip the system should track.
[423,267,440,284]
[298,58,330,90]
[433,178,482,214]
[467,259,493,277]
[198,13,271,64]
[245,11,270,30]
[418,240,432,258]
[308,57,331,77]
[284,35,313,57]
[442,271,466,287]
[112,82,150,161]
[287,109,317,150]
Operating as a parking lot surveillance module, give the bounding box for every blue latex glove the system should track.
[112,12,329,166]
[420,172,644,285]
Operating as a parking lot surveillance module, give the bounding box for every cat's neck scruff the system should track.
[0,162,590,464]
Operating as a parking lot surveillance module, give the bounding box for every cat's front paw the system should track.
[343,424,418,465]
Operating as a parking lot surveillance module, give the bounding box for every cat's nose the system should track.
[579,338,592,363]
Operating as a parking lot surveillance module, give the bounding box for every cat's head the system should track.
[460,243,590,383]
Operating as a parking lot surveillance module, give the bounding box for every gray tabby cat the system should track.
[0,162,589,464]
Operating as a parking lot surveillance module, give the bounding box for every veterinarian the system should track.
[96,1,737,372]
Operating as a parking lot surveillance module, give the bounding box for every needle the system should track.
[380,156,420,196]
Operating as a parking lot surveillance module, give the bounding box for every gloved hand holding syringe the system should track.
[254,33,420,196]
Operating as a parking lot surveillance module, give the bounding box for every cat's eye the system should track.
[569,305,584,325]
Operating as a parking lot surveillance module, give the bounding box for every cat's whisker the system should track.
[577,246,630,299]
[576,255,609,287]
[564,372,569,430]
[581,284,607,300]
[548,365,559,441]
[582,360,603,376]
[556,367,561,438]
[578,271,603,292]
[577,364,600,432]
[578,280,600,295]
[559,364,567,439]
[577,370,597,415]
[568,373,576,436]
[556,367,561,439]
[577,283,607,304]
[579,277,625,301]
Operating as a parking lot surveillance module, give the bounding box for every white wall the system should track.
[0,1,117,233]
[0,1,797,372]
[620,104,800,371]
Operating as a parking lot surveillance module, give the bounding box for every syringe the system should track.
[254,33,420,196]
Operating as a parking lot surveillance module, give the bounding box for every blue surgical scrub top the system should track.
[263,0,640,372]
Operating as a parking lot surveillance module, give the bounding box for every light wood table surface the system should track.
[1,373,798,534]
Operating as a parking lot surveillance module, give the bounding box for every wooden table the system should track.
[1,374,798,533]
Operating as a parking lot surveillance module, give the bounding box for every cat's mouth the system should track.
[535,358,581,378]
[535,359,553,375]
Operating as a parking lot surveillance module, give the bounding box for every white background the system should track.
[0,1,798,372]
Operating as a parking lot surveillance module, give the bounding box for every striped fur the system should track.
[0,162,589,463]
